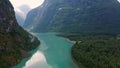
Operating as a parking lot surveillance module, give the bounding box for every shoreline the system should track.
[65,38,80,68]
[71,50,85,68]
[12,36,40,68]
[65,38,76,44]
[62,35,84,68]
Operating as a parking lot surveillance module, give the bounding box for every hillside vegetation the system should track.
[63,34,120,68]
[0,0,40,67]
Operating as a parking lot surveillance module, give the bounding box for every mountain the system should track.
[14,5,30,26]
[18,5,31,15]
[23,7,40,30]
[24,0,120,35]
[15,9,25,26]
[0,0,40,67]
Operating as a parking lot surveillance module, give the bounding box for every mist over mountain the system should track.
[18,5,31,15]
[15,5,30,26]
[23,6,41,29]
[15,9,25,26]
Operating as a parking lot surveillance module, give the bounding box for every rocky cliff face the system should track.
[0,0,40,67]
[24,0,120,35]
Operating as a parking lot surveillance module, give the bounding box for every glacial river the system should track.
[12,33,77,68]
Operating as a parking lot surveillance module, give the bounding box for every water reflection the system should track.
[23,51,52,68]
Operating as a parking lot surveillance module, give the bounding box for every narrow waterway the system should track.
[12,33,77,68]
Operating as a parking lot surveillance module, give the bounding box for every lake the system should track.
[12,33,77,68]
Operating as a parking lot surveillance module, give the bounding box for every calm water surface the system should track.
[12,33,77,68]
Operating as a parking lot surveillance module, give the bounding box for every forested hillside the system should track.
[24,0,120,35]
[0,0,40,67]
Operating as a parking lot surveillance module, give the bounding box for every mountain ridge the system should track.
[24,0,120,35]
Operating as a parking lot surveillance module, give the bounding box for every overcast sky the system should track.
[9,0,120,16]
[10,0,44,9]
[10,0,44,19]
[10,0,120,9]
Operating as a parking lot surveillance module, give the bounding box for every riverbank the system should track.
[65,38,76,44]
[11,33,40,68]
[71,52,85,68]
[12,43,40,68]
[57,34,81,68]
[69,35,120,68]
[64,37,83,68]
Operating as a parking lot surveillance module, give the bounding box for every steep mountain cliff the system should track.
[15,10,25,26]
[0,0,40,67]
[24,0,120,35]
[15,5,30,26]
[23,7,40,29]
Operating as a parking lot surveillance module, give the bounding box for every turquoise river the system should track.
[12,33,78,68]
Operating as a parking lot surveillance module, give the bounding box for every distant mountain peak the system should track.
[18,5,31,15]
[14,5,31,26]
